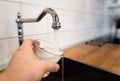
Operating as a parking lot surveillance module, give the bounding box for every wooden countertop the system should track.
[63,42,120,75]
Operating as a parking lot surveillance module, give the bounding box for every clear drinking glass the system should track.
[33,39,63,77]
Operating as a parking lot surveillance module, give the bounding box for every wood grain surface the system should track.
[63,43,120,75]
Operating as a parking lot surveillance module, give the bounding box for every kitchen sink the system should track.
[42,57,120,81]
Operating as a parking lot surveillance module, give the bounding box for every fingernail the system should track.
[55,64,60,71]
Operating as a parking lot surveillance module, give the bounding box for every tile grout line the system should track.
[0,0,106,17]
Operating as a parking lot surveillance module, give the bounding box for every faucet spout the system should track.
[20,8,61,29]
[16,8,61,46]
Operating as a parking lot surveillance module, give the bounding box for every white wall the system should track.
[0,0,109,65]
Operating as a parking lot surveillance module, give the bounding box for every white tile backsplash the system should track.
[75,0,87,12]
[6,0,20,1]
[0,37,19,66]
[24,34,49,41]
[22,4,48,35]
[0,0,110,65]
[0,1,20,38]
[21,0,47,6]
[83,14,92,28]
[65,11,76,31]
[90,0,105,15]
[47,0,65,9]
[65,0,76,11]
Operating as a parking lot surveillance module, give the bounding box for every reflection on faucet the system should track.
[16,8,61,46]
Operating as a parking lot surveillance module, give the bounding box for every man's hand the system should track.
[0,38,59,81]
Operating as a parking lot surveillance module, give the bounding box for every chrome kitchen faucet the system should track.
[16,8,61,46]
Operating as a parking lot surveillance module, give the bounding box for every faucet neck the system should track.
[16,12,24,46]
[16,8,61,46]
[19,8,61,29]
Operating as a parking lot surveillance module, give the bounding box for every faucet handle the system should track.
[16,12,22,23]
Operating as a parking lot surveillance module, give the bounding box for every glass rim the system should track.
[39,47,63,56]
[35,39,64,56]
